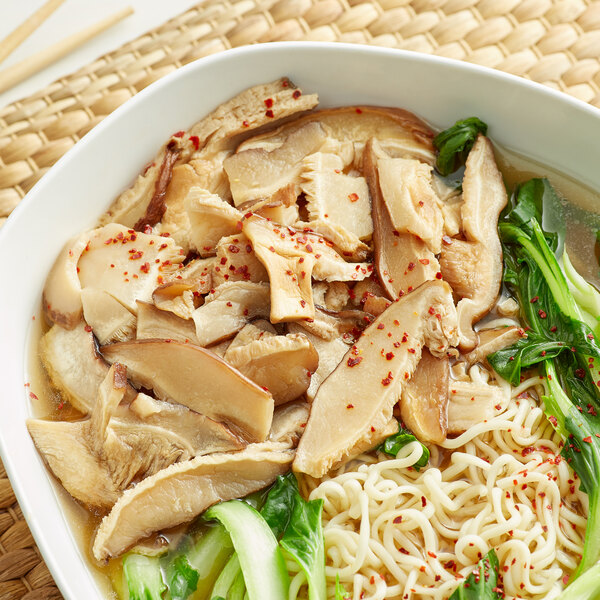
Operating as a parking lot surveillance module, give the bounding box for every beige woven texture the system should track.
[1,0,600,597]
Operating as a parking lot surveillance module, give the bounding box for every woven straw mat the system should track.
[1,0,600,598]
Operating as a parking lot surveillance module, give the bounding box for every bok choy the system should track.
[488,177,600,580]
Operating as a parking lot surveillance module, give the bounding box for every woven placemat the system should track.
[1,0,600,598]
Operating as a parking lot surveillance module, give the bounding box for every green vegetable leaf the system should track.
[433,117,488,176]
[260,473,300,540]
[504,178,565,256]
[335,574,351,600]
[122,553,166,600]
[204,500,289,600]
[164,554,199,600]
[448,550,502,600]
[490,177,600,581]
[378,424,430,470]
[280,497,327,600]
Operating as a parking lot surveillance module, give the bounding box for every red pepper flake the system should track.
[300,299,306,307]
[355,108,363,114]
[292,89,302,99]
[84,325,93,333]
[408,262,415,271]
[242,120,249,127]
[550,325,557,332]
[538,309,547,319]
[264,97,273,108]
[419,258,429,265]
[399,548,409,555]
[348,192,359,202]
[435,272,442,279]
[347,356,363,367]
[386,352,394,360]
[408,348,416,354]
[377,323,385,330]
[265,109,274,118]
[29,392,38,400]
[381,371,393,386]
[530,296,539,303]
[428,551,437,558]
[346,404,354,409]
[189,135,200,150]
[583,436,592,443]
[393,516,402,524]
[172,130,185,138]
[421,496,427,507]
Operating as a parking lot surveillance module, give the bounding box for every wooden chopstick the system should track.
[0,0,67,65]
[0,6,134,95]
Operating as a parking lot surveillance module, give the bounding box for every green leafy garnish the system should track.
[448,550,502,599]
[378,424,430,470]
[433,117,488,176]
[164,554,199,600]
[263,473,327,600]
[335,574,351,599]
[122,553,166,600]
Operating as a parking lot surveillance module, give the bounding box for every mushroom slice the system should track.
[42,232,88,329]
[363,139,439,300]
[225,320,277,355]
[186,78,319,161]
[92,443,294,561]
[99,140,182,229]
[136,301,199,344]
[129,393,244,455]
[77,223,184,314]
[27,363,129,509]
[447,380,503,435]
[287,323,351,402]
[376,157,443,254]
[185,188,243,256]
[238,106,436,165]
[294,220,369,262]
[300,152,373,241]
[40,322,115,414]
[224,122,327,207]
[242,214,372,323]
[27,419,119,510]
[152,282,198,320]
[400,349,449,445]
[466,326,525,366]
[152,162,211,253]
[191,281,270,346]
[152,259,213,319]
[269,401,310,446]
[81,288,136,345]
[224,333,319,405]
[100,339,274,442]
[241,185,300,226]
[213,234,269,286]
[293,279,458,477]
[295,306,370,342]
[439,135,508,351]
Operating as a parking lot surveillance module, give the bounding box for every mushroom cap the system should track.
[293,279,458,477]
[363,138,439,300]
[224,333,319,405]
[92,443,294,561]
[237,106,436,164]
[100,338,274,442]
[439,135,508,351]
[224,122,327,207]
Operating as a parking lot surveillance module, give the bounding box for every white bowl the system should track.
[1,42,599,599]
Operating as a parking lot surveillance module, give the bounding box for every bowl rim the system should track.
[1,40,599,599]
